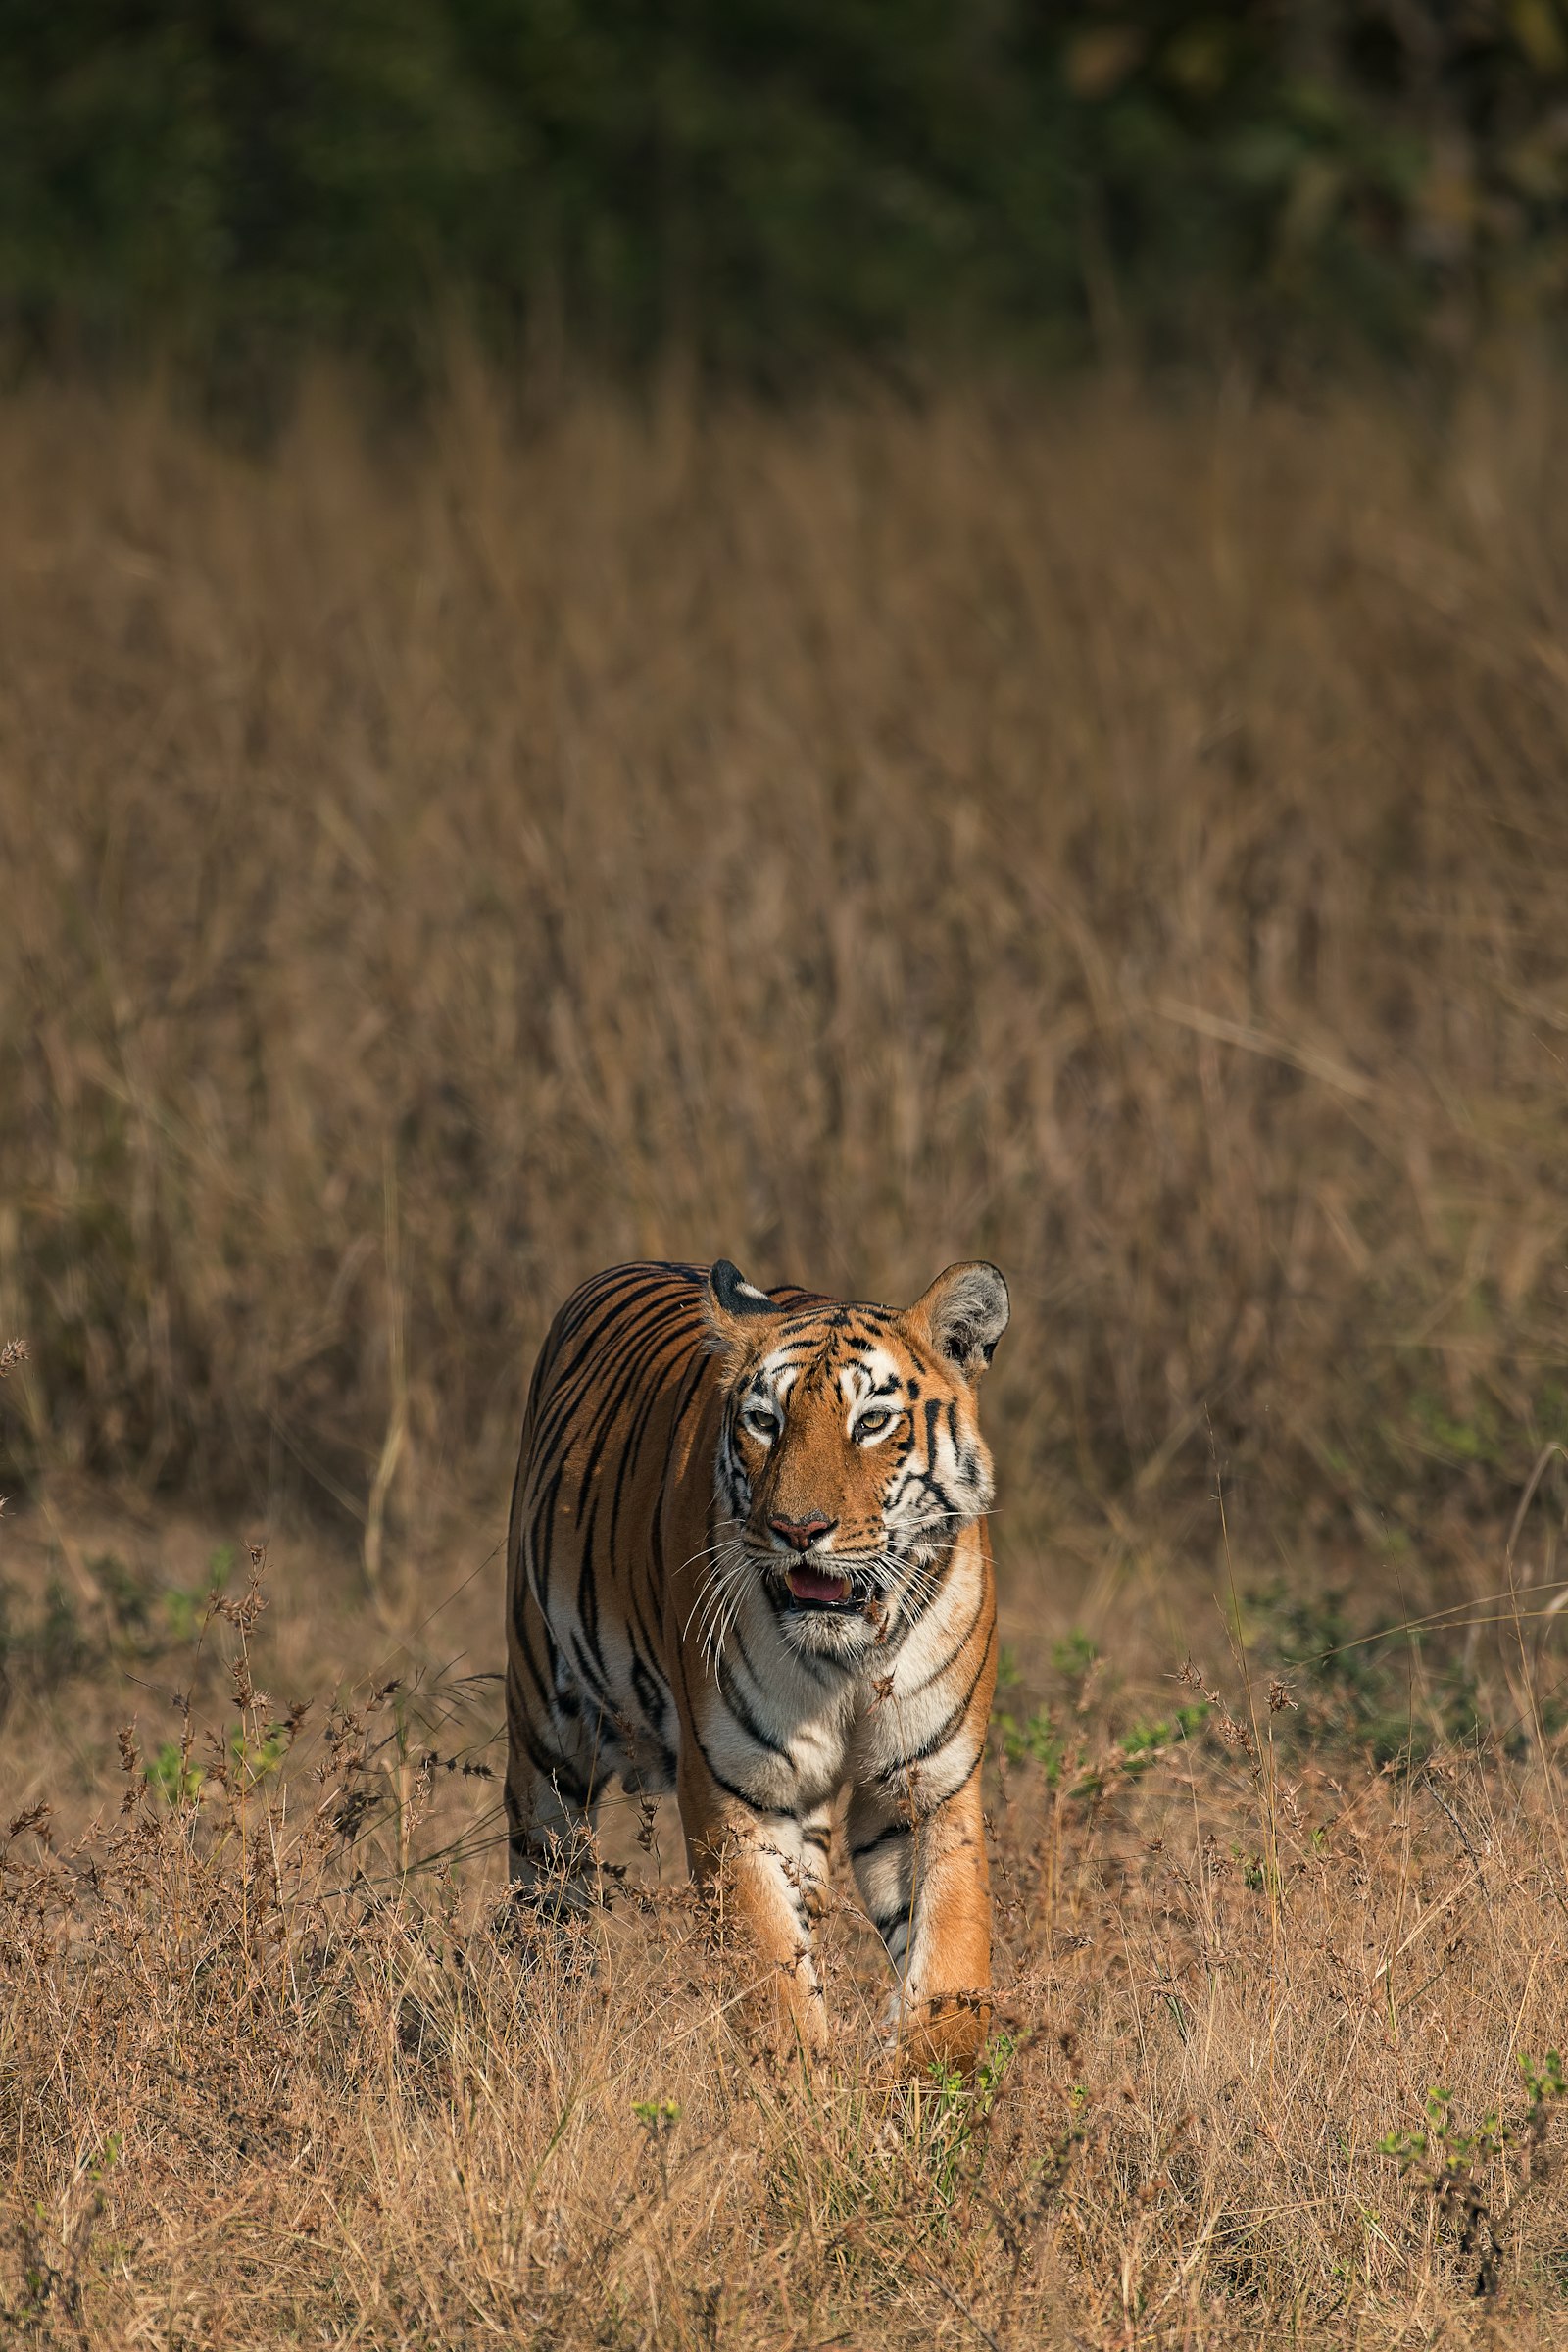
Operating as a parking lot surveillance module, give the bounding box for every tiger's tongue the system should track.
[786,1564,852,1604]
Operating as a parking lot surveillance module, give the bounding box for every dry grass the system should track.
[2,362,1568,2343]
[2,368,1566,1555]
[1,1507,1567,2348]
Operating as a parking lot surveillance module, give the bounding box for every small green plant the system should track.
[1120,1703,1209,1772]
[146,1741,203,1805]
[996,1704,1068,1782]
[1050,1630,1100,1685]
[1249,1581,1488,1768]
[1380,2085,1508,2294]
[164,1544,235,1643]
[1379,2053,1568,2297]
[1406,1387,1508,1472]
[228,1719,290,1790]
[918,2031,1016,2205]
[996,1697,1208,1795]
[631,2096,680,2129]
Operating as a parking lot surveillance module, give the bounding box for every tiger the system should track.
[504,1255,1009,2070]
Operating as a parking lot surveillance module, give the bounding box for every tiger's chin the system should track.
[779,1606,883,1660]
[767,1570,886,1659]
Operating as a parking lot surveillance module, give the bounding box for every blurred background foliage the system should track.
[3,0,1568,384]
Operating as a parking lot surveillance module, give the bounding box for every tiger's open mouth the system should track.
[783,1563,858,1610]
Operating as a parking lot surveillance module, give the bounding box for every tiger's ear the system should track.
[906,1261,1009,1383]
[704,1259,781,1359]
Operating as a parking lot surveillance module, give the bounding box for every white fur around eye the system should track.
[854,1410,898,1446]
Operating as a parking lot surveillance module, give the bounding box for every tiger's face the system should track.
[705,1259,1008,1659]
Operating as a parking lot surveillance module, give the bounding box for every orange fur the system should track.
[505,1257,1006,2069]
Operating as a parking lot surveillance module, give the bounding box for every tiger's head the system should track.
[703,1258,1009,1660]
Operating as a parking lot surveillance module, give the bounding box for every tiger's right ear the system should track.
[704,1259,779,1359]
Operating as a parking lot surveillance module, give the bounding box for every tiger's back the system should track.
[505,1260,817,1831]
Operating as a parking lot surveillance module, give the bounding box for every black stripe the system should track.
[531,1274,695,1459]
[608,1324,689,1559]
[725,1610,774,1700]
[509,1613,556,1720]
[715,1651,795,1762]
[686,1720,796,1814]
[850,1819,911,1863]
[569,1629,614,1708]
[572,1316,695,1671]
[629,1644,670,1738]
[553,1261,704,1347]
[514,1717,593,1806]
[880,1618,995,1780]
[534,1271,683,1440]
[649,1350,712,1596]
[527,1462,565,1613]
[901,1571,988,1698]
[629,1583,667,1702]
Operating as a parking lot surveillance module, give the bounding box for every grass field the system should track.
[2,366,1568,2345]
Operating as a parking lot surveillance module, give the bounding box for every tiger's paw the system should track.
[884,1986,993,2078]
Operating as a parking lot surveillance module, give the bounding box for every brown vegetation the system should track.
[2,1505,1567,2346]
[1,368,1568,2343]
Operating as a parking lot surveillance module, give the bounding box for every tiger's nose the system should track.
[769,1513,837,1553]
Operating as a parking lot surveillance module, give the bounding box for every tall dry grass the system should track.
[1,368,1565,1589]
[2,366,1568,2345]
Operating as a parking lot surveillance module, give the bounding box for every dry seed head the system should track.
[0,1338,29,1378]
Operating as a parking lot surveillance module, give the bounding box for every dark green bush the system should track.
[2,1,1566,379]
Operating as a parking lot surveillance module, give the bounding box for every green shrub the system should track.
[4,0,1567,381]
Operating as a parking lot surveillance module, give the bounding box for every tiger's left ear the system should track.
[906,1262,1009,1383]
[704,1258,781,1360]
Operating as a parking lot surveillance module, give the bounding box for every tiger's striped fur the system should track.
[505,1255,1008,2069]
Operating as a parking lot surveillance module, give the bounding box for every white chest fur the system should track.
[691,1533,986,1818]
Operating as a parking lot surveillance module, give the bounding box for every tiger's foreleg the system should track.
[676,1757,830,2059]
[848,1760,993,2074]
